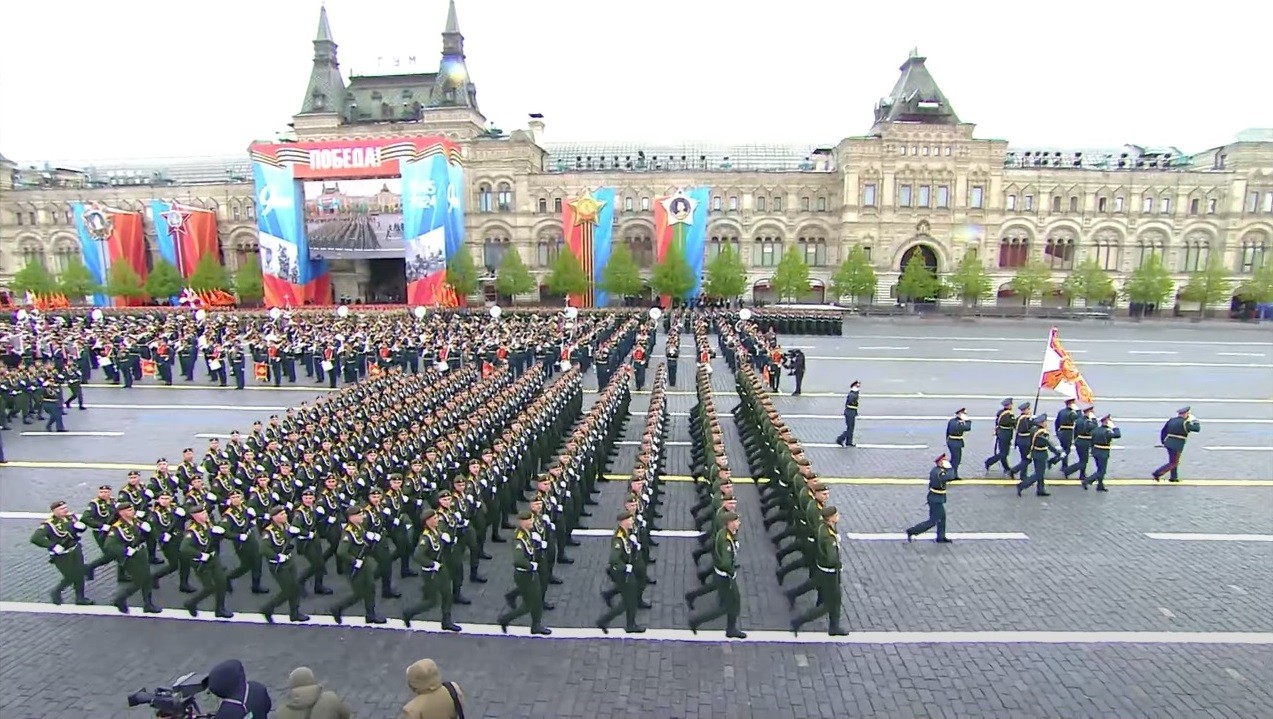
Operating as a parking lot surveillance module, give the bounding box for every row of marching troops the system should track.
[662,308,843,337]
[1,361,84,433]
[30,313,663,631]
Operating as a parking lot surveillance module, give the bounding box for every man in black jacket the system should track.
[207,659,272,719]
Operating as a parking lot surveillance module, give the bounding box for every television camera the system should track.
[127,672,212,719]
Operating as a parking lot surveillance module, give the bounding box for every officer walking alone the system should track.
[906,454,957,543]
[1084,414,1121,492]
[835,381,861,447]
[1153,407,1200,482]
[944,408,972,479]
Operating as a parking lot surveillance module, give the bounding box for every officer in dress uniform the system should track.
[1007,401,1034,479]
[944,408,972,479]
[260,505,309,623]
[497,510,551,635]
[790,505,847,636]
[835,381,861,447]
[180,504,233,618]
[402,508,462,632]
[106,501,162,614]
[1054,398,1079,465]
[906,454,957,543]
[596,510,645,634]
[785,349,806,396]
[41,379,66,432]
[1085,414,1121,492]
[1016,413,1062,498]
[665,337,680,388]
[1063,406,1098,483]
[30,500,93,605]
[1153,407,1201,482]
[331,505,387,625]
[686,510,745,639]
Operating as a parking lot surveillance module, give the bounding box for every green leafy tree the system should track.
[703,243,747,301]
[1059,258,1116,308]
[597,243,643,302]
[770,246,811,302]
[144,259,183,301]
[544,247,590,298]
[945,252,993,306]
[896,254,940,303]
[1235,260,1273,304]
[104,262,146,301]
[494,247,536,304]
[1007,260,1053,313]
[233,254,265,305]
[830,245,876,305]
[10,260,58,296]
[445,248,480,300]
[1122,253,1174,316]
[188,253,230,292]
[649,246,695,302]
[57,258,101,301]
[1178,255,1232,310]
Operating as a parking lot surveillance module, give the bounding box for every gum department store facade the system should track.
[2,4,1271,307]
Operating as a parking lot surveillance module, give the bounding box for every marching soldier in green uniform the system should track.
[1085,414,1121,492]
[1064,405,1098,484]
[81,484,117,577]
[364,487,401,599]
[496,510,551,635]
[686,510,745,639]
[984,398,1016,474]
[105,501,162,614]
[435,491,473,606]
[1153,406,1201,483]
[402,509,462,631]
[180,505,233,618]
[221,490,267,594]
[944,408,972,480]
[149,490,195,593]
[790,505,848,636]
[1017,414,1062,497]
[29,500,93,605]
[260,506,309,623]
[293,488,332,595]
[331,505,386,624]
[595,511,645,634]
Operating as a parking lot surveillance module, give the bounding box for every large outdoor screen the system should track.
[304,178,406,260]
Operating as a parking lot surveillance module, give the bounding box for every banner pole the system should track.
[1033,327,1053,410]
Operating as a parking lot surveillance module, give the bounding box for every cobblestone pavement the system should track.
[2,319,1271,718]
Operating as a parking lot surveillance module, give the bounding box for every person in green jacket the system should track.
[790,505,848,636]
[496,511,550,635]
[260,506,309,624]
[595,511,645,634]
[180,505,233,618]
[687,511,746,639]
[104,502,161,614]
[330,505,385,625]
[402,509,461,632]
[29,500,93,605]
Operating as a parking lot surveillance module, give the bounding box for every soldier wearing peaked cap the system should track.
[984,398,1016,474]
[221,489,267,595]
[30,500,93,606]
[1063,406,1098,484]
[1153,406,1201,483]
[179,503,232,619]
[497,510,551,635]
[1008,401,1034,479]
[403,507,461,632]
[1016,413,1062,498]
[596,510,646,634]
[835,381,861,447]
[945,408,972,480]
[260,505,309,624]
[1054,398,1080,465]
[330,504,386,625]
[687,510,745,639]
[293,486,331,596]
[791,504,848,636]
[105,501,161,614]
[1086,414,1122,491]
[906,454,958,544]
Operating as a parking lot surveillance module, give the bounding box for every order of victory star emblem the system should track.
[661,191,697,225]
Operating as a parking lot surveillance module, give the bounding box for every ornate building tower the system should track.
[294,5,347,134]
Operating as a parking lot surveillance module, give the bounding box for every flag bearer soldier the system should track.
[292,487,332,595]
[402,509,462,631]
[180,505,233,618]
[1153,407,1201,483]
[106,501,162,614]
[1085,414,1121,492]
[30,500,93,605]
[150,490,195,593]
[835,381,861,447]
[364,487,401,599]
[790,505,848,636]
[906,454,957,543]
[686,510,745,639]
[984,398,1016,474]
[82,485,117,576]
[1016,414,1062,498]
[330,505,387,625]
[222,490,267,594]
[1063,406,1098,483]
[944,408,972,480]
[497,510,552,635]
[1054,398,1079,465]
[596,511,646,634]
[260,506,309,623]
[1007,401,1034,479]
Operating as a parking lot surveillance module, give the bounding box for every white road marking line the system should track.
[1204,446,1273,452]
[1,602,1269,645]
[1145,533,1273,542]
[0,512,48,520]
[195,433,235,439]
[1227,585,1249,596]
[19,431,124,437]
[1159,607,1177,619]
[616,440,690,447]
[800,356,1270,368]
[951,348,997,352]
[1225,668,1246,682]
[1128,350,1179,355]
[669,412,1273,425]
[1217,352,1266,357]
[89,404,286,411]
[572,529,701,539]
[802,443,929,449]
[846,532,1029,541]
[857,346,911,350]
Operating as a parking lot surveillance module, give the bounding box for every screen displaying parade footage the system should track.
[302,178,406,259]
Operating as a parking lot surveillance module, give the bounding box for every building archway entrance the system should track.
[899,243,939,274]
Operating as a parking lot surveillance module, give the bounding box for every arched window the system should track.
[755,196,766,212]
[231,202,242,221]
[477,185,493,213]
[997,234,1029,268]
[1044,235,1075,270]
[496,183,513,212]
[706,233,740,260]
[1181,237,1209,272]
[771,195,784,212]
[52,241,78,273]
[536,231,563,267]
[482,234,509,270]
[1135,236,1167,268]
[19,241,44,269]
[1090,230,1121,271]
[1238,239,1267,274]
[753,234,783,267]
[798,236,827,267]
[623,226,654,269]
[235,241,259,272]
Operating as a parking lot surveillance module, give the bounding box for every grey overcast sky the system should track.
[2,0,1269,163]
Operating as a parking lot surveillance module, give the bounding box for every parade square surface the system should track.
[2,318,1271,719]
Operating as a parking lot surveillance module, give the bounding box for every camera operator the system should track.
[207,659,271,719]
[782,349,806,396]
